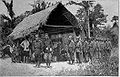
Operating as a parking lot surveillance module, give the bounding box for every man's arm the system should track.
[20,41,24,47]
[26,40,30,47]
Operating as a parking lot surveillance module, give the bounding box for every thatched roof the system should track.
[8,3,78,40]
[110,22,119,36]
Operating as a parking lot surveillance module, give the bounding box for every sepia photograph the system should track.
[0,0,119,76]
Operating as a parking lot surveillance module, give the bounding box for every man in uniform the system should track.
[44,45,52,68]
[106,40,112,57]
[85,40,93,62]
[52,42,58,62]
[82,40,89,63]
[75,36,82,64]
[33,34,44,68]
[68,36,75,64]
[44,33,52,68]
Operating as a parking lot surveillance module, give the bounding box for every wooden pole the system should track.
[87,8,91,39]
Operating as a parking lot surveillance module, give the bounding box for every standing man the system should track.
[52,42,58,62]
[20,37,30,63]
[75,36,83,64]
[106,40,112,57]
[33,34,44,68]
[44,45,52,68]
[28,36,33,62]
[86,40,92,62]
[82,40,89,63]
[44,33,52,68]
[68,35,75,64]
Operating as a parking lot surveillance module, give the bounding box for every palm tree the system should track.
[66,1,107,38]
[29,0,54,14]
[0,0,16,44]
[2,0,15,19]
[66,1,95,38]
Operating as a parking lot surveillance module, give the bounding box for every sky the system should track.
[0,0,119,26]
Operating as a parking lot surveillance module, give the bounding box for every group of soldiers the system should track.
[23,33,53,68]
[0,33,53,68]
[32,34,52,68]
[0,33,112,68]
[67,36,112,65]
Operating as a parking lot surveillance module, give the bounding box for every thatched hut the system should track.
[8,3,79,40]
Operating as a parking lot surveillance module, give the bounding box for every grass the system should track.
[56,54,119,76]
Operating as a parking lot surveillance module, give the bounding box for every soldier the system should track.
[52,42,58,62]
[75,36,82,64]
[105,40,112,57]
[89,40,93,58]
[99,41,104,58]
[86,40,93,62]
[82,40,89,63]
[68,36,75,64]
[28,35,34,62]
[44,45,52,68]
[95,41,99,58]
[33,34,44,68]
[44,33,52,68]
[97,41,101,58]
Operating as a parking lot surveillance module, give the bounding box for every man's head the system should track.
[35,34,39,40]
[69,35,72,39]
[24,36,29,40]
[76,36,79,41]
[7,39,13,46]
[45,33,49,39]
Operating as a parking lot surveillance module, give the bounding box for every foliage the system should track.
[1,0,56,42]
[1,0,16,40]
[89,4,108,27]
[14,0,54,27]
[88,55,118,76]
[29,0,54,14]
[66,1,108,38]
[86,40,118,76]
[13,11,32,26]
[14,0,60,28]
[101,23,118,48]
[66,1,94,38]
[2,0,16,28]
[56,56,118,76]
[2,0,15,19]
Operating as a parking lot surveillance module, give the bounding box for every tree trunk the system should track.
[85,9,90,39]
[0,15,4,43]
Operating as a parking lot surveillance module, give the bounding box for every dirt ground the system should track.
[0,58,90,76]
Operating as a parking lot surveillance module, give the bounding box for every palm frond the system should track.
[1,14,11,21]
